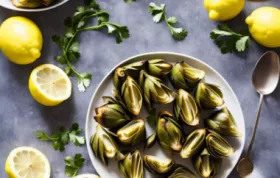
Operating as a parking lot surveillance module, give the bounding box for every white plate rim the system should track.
[85,51,246,178]
[0,0,69,12]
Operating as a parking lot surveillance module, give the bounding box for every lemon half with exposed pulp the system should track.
[29,64,72,106]
[246,7,280,48]
[0,16,43,64]
[204,0,245,21]
[5,146,51,178]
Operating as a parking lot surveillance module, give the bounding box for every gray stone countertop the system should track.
[0,0,280,178]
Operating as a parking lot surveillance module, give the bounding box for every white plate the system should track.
[0,0,68,12]
[86,52,245,178]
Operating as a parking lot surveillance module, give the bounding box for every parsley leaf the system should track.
[64,153,85,177]
[124,0,136,3]
[36,123,85,151]
[148,2,187,40]
[210,24,251,54]
[53,0,130,92]
[147,108,157,126]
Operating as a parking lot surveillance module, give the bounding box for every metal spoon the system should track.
[236,51,280,177]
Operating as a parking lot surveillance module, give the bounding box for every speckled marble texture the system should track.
[0,0,280,178]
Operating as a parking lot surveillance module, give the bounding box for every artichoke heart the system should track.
[168,165,197,178]
[90,124,118,165]
[139,70,176,111]
[205,107,242,137]
[156,111,184,153]
[42,0,55,6]
[144,155,174,175]
[206,130,235,158]
[180,129,207,158]
[192,148,222,178]
[195,82,225,109]
[94,96,131,129]
[113,61,145,91]
[118,150,144,178]
[170,61,205,91]
[12,0,43,8]
[117,119,146,146]
[121,76,143,115]
[147,59,173,77]
[174,89,200,126]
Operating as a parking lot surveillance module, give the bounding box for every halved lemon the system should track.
[5,146,51,178]
[29,64,72,106]
[75,174,100,178]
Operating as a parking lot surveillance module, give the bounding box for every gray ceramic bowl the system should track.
[0,0,69,12]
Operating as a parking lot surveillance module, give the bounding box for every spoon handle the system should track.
[246,94,264,158]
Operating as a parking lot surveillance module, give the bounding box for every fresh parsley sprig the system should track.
[148,2,187,40]
[210,24,251,54]
[36,123,85,152]
[124,0,136,3]
[53,0,130,92]
[64,153,85,177]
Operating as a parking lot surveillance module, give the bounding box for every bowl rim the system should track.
[85,51,246,177]
[0,0,69,12]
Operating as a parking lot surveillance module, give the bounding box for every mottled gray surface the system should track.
[0,0,280,178]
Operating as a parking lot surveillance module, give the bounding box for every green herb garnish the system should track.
[148,2,187,40]
[124,0,136,3]
[36,123,85,151]
[210,24,251,54]
[53,0,130,92]
[64,153,85,177]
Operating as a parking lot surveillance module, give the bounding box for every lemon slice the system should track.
[75,174,100,178]
[5,147,51,178]
[29,64,72,106]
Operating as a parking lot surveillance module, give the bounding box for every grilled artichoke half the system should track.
[195,82,225,109]
[90,124,118,165]
[117,119,146,146]
[170,61,205,92]
[206,130,235,158]
[157,111,184,153]
[139,70,176,111]
[118,150,144,178]
[205,107,242,137]
[147,59,173,77]
[168,165,197,178]
[192,148,222,178]
[180,129,207,158]
[144,155,174,175]
[174,89,200,126]
[121,76,143,115]
[113,61,145,91]
[94,96,131,129]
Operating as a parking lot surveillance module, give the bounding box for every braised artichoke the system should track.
[139,70,176,111]
[206,130,235,158]
[121,76,143,115]
[157,111,184,153]
[94,96,131,129]
[117,119,146,146]
[168,165,197,178]
[205,107,242,137]
[91,124,118,165]
[147,59,172,77]
[195,82,225,109]
[174,89,200,126]
[118,150,144,178]
[12,0,42,8]
[192,148,222,178]
[145,133,157,149]
[113,61,145,91]
[43,0,55,6]
[144,155,174,175]
[170,61,205,92]
[180,129,207,158]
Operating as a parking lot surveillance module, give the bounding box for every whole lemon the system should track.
[246,7,280,48]
[204,0,245,21]
[0,16,43,65]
